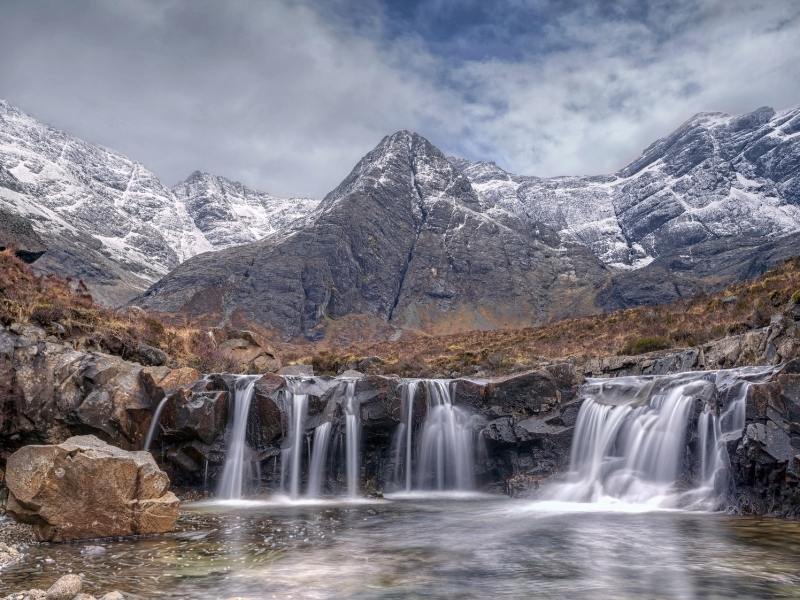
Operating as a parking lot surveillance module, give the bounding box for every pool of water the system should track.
[3,495,800,599]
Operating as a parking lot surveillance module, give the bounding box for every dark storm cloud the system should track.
[1,0,799,197]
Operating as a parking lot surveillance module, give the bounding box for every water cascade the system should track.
[343,380,360,497]
[281,380,309,499]
[546,366,774,509]
[217,375,260,500]
[143,396,169,452]
[392,379,478,492]
[307,422,332,497]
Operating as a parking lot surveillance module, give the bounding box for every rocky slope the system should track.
[172,171,318,249]
[0,100,318,305]
[3,98,799,333]
[138,106,800,339]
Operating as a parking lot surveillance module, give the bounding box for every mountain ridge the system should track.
[2,98,799,338]
[136,105,800,339]
[0,99,318,304]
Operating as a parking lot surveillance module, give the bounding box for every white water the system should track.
[217,376,259,500]
[281,385,309,500]
[546,367,774,509]
[143,396,169,452]
[307,422,332,497]
[343,380,360,497]
[391,379,478,492]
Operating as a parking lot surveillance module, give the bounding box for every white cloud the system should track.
[1,0,798,194]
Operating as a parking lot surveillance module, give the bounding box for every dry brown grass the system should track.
[4,248,799,378]
[0,250,236,371]
[296,258,800,377]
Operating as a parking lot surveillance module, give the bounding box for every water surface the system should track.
[3,497,800,599]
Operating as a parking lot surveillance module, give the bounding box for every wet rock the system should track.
[45,574,82,600]
[4,435,179,541]
[0,541,22,569]
[163,390,229,444]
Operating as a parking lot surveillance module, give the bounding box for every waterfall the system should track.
[343,380,360,497]
[143,396,169,452]
[546,366,774,509]
[307,422,332,497]
[217,375,259,500]
[282,383,309,500]
[392,379,478,492]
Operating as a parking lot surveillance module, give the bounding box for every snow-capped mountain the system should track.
[0,100,318,304]
[2,97,799,335]
[172,171,318,249]
[453,105,800,271]
[138,108,800,339]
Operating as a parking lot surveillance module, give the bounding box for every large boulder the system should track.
[4,435,179,542]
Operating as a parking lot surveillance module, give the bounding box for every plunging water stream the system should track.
[343,379,360,497]
[391,379,479,493]
[545,366,775,509]
[217,375,259,500]
[142,396,169,452]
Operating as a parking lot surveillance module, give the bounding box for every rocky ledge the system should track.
[1,310,798,517]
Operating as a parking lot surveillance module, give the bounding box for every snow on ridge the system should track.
[0,100,320,282]
[456,104,800,270]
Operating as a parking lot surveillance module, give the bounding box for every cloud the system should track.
[1,0,798,195]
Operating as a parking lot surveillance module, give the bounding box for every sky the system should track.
[1,0,799,197]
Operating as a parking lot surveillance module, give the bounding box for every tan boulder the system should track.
[4,435,179,542]
[211,327,281,373]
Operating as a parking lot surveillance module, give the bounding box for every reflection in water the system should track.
[3,499,800,599]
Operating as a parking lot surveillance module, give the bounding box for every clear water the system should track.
[3,498,800,599]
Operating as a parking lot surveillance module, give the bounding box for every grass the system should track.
[292,257,800,377]
[0,250,236,372]
[3,248,799,378]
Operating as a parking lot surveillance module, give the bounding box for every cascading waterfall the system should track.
[391,379,478,492]
[143,396,169,452]
[280,380,309,500]
[343,380,360,497]
[307,422,332,497]
[217,375,259,500]
[546,366,774,509]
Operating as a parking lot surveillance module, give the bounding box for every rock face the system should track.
[138,106,800,339]
[0,100,318,305]
[172,171,318,249]
[137,130,608,338]
[4,435,179,541]
[0,207,45,263]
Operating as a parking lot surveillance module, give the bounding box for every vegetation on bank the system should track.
[297,258,800,376]
[0,250,237,372]
[2,249,799,378]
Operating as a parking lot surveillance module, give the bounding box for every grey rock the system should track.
[137,106,800,339]
[45,574,82,600]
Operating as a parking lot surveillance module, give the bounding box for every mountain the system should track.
[136,106,800,339]
[454,106,800,268]
[0,100,318,304]
[171,171,318,249]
